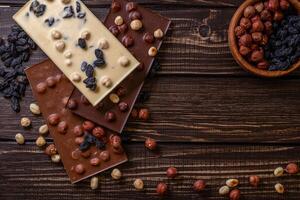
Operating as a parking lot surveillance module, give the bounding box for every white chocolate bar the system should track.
[13,0,139,106]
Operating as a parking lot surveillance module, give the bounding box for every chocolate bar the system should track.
[14,0,140,106]
[25,59,127,183]
[69,0,171,133]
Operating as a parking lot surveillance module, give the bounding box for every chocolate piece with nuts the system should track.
[25,60,127,183]
[68,0,170,133]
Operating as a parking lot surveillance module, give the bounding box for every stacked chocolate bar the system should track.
[13,0,170,183]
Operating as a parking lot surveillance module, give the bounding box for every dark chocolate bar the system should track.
[68,0,171,133]
[25,60,127,183]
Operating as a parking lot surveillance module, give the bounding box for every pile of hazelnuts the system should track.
[235,0,291,70]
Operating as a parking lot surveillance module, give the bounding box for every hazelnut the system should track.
[111,1,121,12]
[268,0,279,12]
[64,51,72,58]
[57,121,68,134]
[114,16,124,26]
[82,121,95,131]
[166,167,177,178]
[36,136,46,147]
[90,177,99,190]
[46,76,56,88]
[143,32,155,43]
[67,99,77,110]
[274,11,284,21]
[252,32,263,43]
[129,11,142,20]
[145,137,157,150]
[92,127,105,139]
[148,47,157,57]
[51,154,61,163]
[154,29,164,39]
[100,151,110,161]
[73,125,84,137]
[36,82,47,93]
[133,178,144,190]
[75,164,85,174]
[90,157,101,166]
[71,72,81,82]
[55,40,65,52]
[252,20,264,32]
[138,108,150,120]
[251,50,264,62]
[243,6,256,18]
[226,178,239,188]
[240,18,251,30]
[118,56,130,67]
[30,103,41,115]
[45,144,57,156]
[193,180,206,192]
[156,182,167,196]
[111,168,122,180]
[254,2,264,13]
[260,10,272,21]
[71,149,81,160]
[234,26,246,37]
[285,163,299,174]
[75,137,84,145]
[274,183,284,194]
[118,24,128,33]
[109,93,120,104]
[251,15,261,23]
[118,102,129,112]
[219,185,230,195]
[130,19,143,31]
[20,117,31,128]
[109,25,119,36]
[15,133,25,145]
[98,38,109,49]
[249,175,260,187]
[80,149,91,159]
[105,111,116,122]
[51,30,62,40]
[239,34,252,47]
[280,0,290,10]
[239,46,251,56]
[111,135,122,149]
[126,2,137,12]
[257,60,269,69]
[48,114,60,126]
[274,167,284,177]
[229,189,241,200]
[122,35,134,47]
[81,30,91,40]
[100,76,113,88]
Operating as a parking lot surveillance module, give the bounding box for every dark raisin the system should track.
[76,1,81,13]
[17,31,27,39]
[44,17,55,27]
[77,12,86,19]
[78,38,87,49]
[95,140,106,150]
[85,64,94,77]
[93,59,105,67]
[27,38,37,50]
[10,96,20,113]
[81,61,88,72]
[95,49,103,59]
[63,6,74,18]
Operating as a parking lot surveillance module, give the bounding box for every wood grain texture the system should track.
[1,142,300,200]
[2,76,300,143]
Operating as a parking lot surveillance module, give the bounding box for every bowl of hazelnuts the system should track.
[229,0,300,77]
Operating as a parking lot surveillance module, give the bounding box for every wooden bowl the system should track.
[228,0,300,77]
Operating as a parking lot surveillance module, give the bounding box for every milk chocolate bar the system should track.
[69,0,171,133]
[14,0,140,106]
[25,59,127,183]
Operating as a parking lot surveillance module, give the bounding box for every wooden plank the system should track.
[0,142,300,199]
[3,7,297,77]
[2,76,300,143]
[0,0,243,7]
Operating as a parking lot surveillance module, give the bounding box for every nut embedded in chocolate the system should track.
[71,148,81,160]
[126,2,137,12]
[90,157,101,166]
[82,121,95,131]
[100,150,110,161]
[129,11,142,20]
[75,136,84,145]
[67,99,77,110]
[45,144,58,156]
[73,125,84,137]
[116,86,127,97]
[111,135,122,149]
[122,35,134,47]
[48,113,60,126]
[57,121,68,134]
[36,82,47,93]
[130,19,143,31]
[92,126,106,139]
[105,111,116,122]
[74,164,85,174]
[109,25,120,36]
[46,76,56,88]
[118,102,129,112]
[80,95,90,105]
[118,24,128,33]
[143,32,155,44]
[111,1,121,12]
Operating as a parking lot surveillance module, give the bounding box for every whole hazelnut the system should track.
[254,2,264,13]
[74,164,85,174]
[82,121,95,131]
[285,163,299,174]
[138,108,150,120]
[130,19,143,31]
[257,60,269,69]
[67,99,77,110]
[111,1,121,12]
[143,32,155,43]
[268,0,279,12]
[20,117,31,128]
[100,151,110,161]
[251,50,264,62]
[145,138,157,150]
[111,135,122,149]
[193,180,206,192]
[249,175,260,187]
[234,26,246,37]
[73,125,84,137]
[274,11,284,21]
[133,178,144,191]
[154,29,164,39]
[274,183,284,194]
[122,35,134,47]
[219,185,230,195]
[260,10,272,21]
[75,137,84,145]
[36,82,47,93]
[51,154,61,163]
[45,144,57,156]
[148,47,158,57]
[90,157,101,166]
[114,16,124,26]
[92,127,106,139]
[243,6,256,18]
[240,18,251,30]
[252,20,264,32]
[252,32,263,43]
[57,121,68,134]
[129,11,142,20]
[251,15,261,23]
[229,189,241,200]
[239,46,251,56]
[111,168,122,180]
[274,167,285,177]
[48,114,60,126]
[226,179,239,188]
[126,2,137,12]
[239,34,252,47]
[105,111,116,122]
[166,167,177,178]
[156,182,167,196]
[36,136,46,147]
[280,0,290,10]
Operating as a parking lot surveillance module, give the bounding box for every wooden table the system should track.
[1,0,300,199]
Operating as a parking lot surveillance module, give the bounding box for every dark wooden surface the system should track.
[1,0,300,199]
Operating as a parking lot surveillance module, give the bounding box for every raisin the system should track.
[63,6,74,18]
[78,38,87,49]
[77,12,86,19]
[93,59,105,67]
[85,64,94,77]
[95,49,103,59]
[44,17,55,27]
[76,1,81,13]
[81,61,88,72]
